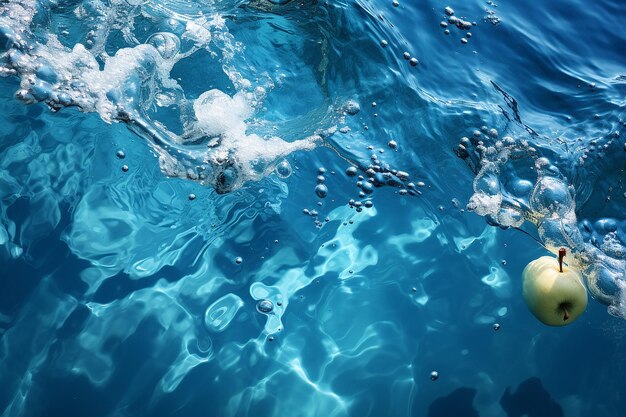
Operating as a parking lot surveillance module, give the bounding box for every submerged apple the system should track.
[522,248,588,326]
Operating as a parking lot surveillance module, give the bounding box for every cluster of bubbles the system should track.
[302,167,333,229]
[403,52,420,67]
[314,168,329,199]
[343,137,424,198]
[268,98,428,229]
[456,125,626,313]
[440,6,476,45]
[484,7,502,26]
[332,98,431,225]
[289,139,425,231]
[380,40,419,67]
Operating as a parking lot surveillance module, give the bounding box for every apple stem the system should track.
[558,248,566,273]
[562,306,570,322]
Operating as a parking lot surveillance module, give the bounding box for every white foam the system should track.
[193,90,253,138]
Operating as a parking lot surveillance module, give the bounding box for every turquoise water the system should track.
[1,0,626,416]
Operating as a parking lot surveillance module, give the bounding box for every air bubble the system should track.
[256,299,274,314]
[511,179,533,197]
[275,160,292,178]
[475,170,501,195]
[315,184,328,198]
[146,32,180,60]
[344,100,361,115]
[529,177,573,218]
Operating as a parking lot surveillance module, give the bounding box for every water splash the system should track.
[0,0,331,193]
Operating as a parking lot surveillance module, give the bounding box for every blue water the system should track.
[1,0,626,416]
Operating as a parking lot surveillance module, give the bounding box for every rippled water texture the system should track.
[1,0,626,416]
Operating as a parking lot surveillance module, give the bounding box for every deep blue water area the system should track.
[1,0,626,416]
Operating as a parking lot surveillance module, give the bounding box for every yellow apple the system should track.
[522,251,587,326]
